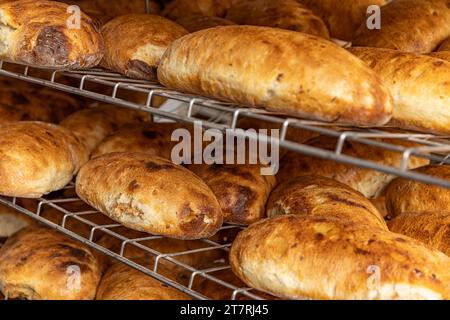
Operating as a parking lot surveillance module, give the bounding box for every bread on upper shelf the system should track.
[100,14,188,80]
[175,15,235,33]
[162,0,232,20]
[0,0,104,69]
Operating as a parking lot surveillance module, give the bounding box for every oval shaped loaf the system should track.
[266,175,387,230]
[100,14,187,80]
[230,215,450,300]
[0,0,104,69]
[0,121,88,198]
[175,15,234,32]
[385,165,450,218]
[75,152,223,239]
[158,25,393,127]
[352,0,450,54]
[0,226,102,300]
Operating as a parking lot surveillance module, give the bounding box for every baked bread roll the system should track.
[162,0,232,20]
[0,204,34,238]
[277,136,429,198]
[350,47,450,134]
[388,211,450,257]
[225,0,329,39]
[385,165,450,219]
[188,164,277,225]
[76,152,223,239]
[158,26,393,127]
[100,14,187,80]
[0,121,88,198]
[0,226,102,300]
[96,261,190,300]
[352,0,450,54]
[0,0,104,68]
[230,215,450,300]
[297,0,389,41]
[176,15,234,32]
[266,175,387,230]
[60,105,150,155]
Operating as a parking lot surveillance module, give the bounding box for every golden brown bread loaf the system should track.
[350,47,450,134]
[158,26,393,127]
[385,165,450,219]
[352,0,450,54]
[226,0,329,39]
[175,15,235,32]
[188,164,277,225]
[0,121,88,198]
[96,261,191,300]
[0,226,102,300]
[100,14,187,80]
[388,211,450,257]
[60,105,150,155]
[230,215,450,300]
[297,0,390,41]
[76,152,223,240]
[162,0,232,20]
[266,175,387,230]
[0,0,104,68]
[277,136,429,198]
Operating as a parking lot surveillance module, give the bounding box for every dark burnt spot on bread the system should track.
[354,248,370,255]
[433,60,444,67]
[142,131,157,139]
[146,161,174,171]
[126,60,157,80]
[15,255,30,267]
[128,180,139,191]
[231,185,255,217]
[315,233,324,241]
[395,237,407,243]
[57,244,88,260]
[326,193,369,211]
[34,26,70,66]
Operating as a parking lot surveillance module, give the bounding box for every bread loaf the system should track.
[266,175,387,230]
[353,0,450,54]
[100,14,187,80]
[158,26,393,127]
[176,15,234,32]
[76,152,223,239]
[0,226,102,300]
[385,165,450,218]
[230,215,450,300]
[162,0,232,20]
[0,121,88,198]
[226,0,329,39]
[277,136,429,198]
[0,0,104,68]
[350,47,450,134]
[388,211,450,257]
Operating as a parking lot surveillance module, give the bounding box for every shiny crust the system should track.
[225,0,329,39]
[388,211,450,257]
[175,15,234,32]
[188,164,277,225]
[297,0,389,41]
[352,0,450,54]
[266,175,387,230]
[0,0,104,68]
[0,226,101,300]
[350,47,450,134]
[60,105,150,155]
[385,165,450,218]
[96,261,190,300]
[158,26,393,126]
[230,215,450,300]
[100,14,187,80]
[162,0,232,20]
[277,136,429,198]
[0,121,88,198]
[76,152,223,240]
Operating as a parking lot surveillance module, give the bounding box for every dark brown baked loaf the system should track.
[226,0,329,39]
[266,175,387,230]
[277,136,429,198]
[350,47,450,134]
[0,0,104,68]
[100,14,187,80]
[76,152,223,239]
[158,26,393,127]
[352,0,450,54]
[230,215,450,300]
[385,165,450,218]
[175,15,234,32]
[162,0,232,20]
[0,121,88,198]
[388,211,450,257]
[0,226,102,300]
